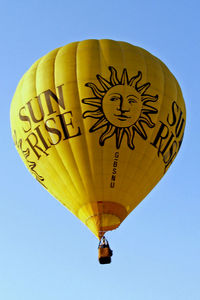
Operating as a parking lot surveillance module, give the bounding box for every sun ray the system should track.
[82,66,158,150]
[97,74,112,91]
[134,71,142,89]
[121,69,129,85]
[109,66,120,85]
[99,125,115,145]
[82,98,102,107]
[141,106,158,115]
[116,128,124,149]
[129,71,141,86]
[139,116,155,128]
[124,127,135,150]
[83,109,104,119]
[89,117,108,132]
[137,82,151,94]
[134,122,148,140]
[85,83,105,98]
[142,94,158,103]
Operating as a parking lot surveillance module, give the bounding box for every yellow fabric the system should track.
[10,39,186,239]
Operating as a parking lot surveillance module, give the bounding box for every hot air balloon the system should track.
[10,39,186,264]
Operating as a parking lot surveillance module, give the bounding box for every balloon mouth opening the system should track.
[86,214,121,239]
[78,201,128,239]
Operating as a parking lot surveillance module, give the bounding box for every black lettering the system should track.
[45,118,62,145]
[19,106,32,132]
[43,85,65,115]
[178,132,184,150]
[34,125,50,151]
[151,122,169,156]
[115,152,119,158]
[160,132,174,155]
[57,111,81,140]
[167,101,178,126]
[163,141,178,170]
[111,175,116,181]
[26,132,49,159]
[112,168,117,175]
[175,111,185,138]
[27,98,44,123]
[113,161,117,168]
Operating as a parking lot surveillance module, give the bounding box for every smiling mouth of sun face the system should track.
[82,66,158,150]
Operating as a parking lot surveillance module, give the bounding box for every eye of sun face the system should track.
[102,85,143,128]
[127,95,139,103]
[110,94,121,102]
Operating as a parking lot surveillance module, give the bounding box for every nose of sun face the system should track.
[119,97,130,113]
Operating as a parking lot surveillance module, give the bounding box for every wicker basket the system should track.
[98,246,113,264]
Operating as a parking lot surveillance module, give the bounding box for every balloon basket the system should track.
[98,236,113,264]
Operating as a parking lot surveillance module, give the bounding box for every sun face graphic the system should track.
[82,66,158,150]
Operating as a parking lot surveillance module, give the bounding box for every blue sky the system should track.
[1,1,200,299]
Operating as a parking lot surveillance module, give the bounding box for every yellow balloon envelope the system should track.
[10,39,186,239]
